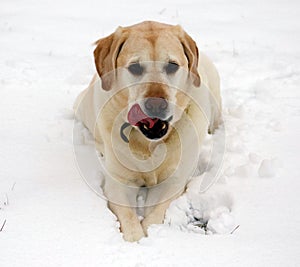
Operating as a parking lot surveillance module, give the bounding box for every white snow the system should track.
[258,158,277,178]
[1,0,300,266]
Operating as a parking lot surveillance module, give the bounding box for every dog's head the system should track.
[94,21,200,140]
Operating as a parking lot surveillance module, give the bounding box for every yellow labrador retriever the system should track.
[74,21,222,242]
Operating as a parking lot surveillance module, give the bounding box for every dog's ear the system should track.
[94,27,126,90]
[176,26,201,87]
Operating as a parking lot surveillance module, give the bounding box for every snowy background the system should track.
[1,0,300,266]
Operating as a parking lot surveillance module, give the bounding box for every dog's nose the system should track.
[144,97,168,118]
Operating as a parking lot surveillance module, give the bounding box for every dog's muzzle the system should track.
[122,99,172,141]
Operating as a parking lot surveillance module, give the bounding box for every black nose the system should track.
[144,97,168,118]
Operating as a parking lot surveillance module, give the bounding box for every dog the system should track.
[74,21,222,242]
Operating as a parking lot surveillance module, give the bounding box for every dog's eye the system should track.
[165,62,179,74]
[128,63,144,76]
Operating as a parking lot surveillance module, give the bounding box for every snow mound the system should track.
[165,179,237,235]
[258,159,277,178]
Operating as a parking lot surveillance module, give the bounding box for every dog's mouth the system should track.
[127,104,172,140]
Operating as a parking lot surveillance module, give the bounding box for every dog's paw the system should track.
[122,225,145,242]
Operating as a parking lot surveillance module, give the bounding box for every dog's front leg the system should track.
[108,202,145,242]
[141,200,173,233]
[103,172,145,241]
[142,189,183,234]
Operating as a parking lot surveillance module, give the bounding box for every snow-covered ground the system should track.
[1,0,300,266]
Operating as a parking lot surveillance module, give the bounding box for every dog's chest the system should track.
[126,131,181,186]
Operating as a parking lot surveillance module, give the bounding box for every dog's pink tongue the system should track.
[128,104,157,129]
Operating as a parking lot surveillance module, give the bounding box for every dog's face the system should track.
[94,21,200,140]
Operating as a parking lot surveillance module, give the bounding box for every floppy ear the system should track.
[93,27,126,90]
[176,26,201,87]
